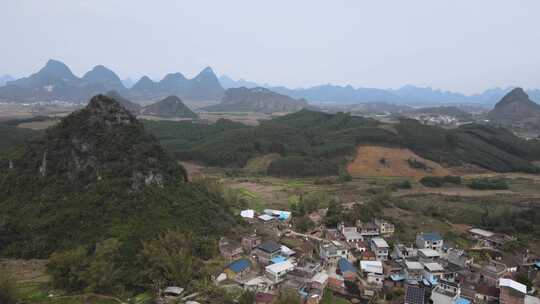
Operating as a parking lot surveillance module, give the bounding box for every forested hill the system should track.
[145,109,540,176]
[0,95,238,259]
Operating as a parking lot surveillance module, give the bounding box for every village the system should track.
[203,207,540,304]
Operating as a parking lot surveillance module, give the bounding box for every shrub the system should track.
[468,178,509,190]
[420,175,461,187]
[407,158,428,170]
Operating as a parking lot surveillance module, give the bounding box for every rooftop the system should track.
[424,262,444,272]
[312,272,329,284]
[360,260,383,274]
[405,260,424,270]
[419,232,442,241]
[499,278,527,294]
[469,228,495,238]
[371,237,389,248]
[226,258,251,273]
[257,240,281,253]
[266,260,295,273]
[338,258,357,273]
[405,285,425,304]
[343,230,363,240]
[418,248,441,258]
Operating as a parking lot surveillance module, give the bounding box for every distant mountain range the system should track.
[220,75,540,106]
[0,59,224,103]
[0,74,13,86]
[488,88,540,130]
[204,87,314,114]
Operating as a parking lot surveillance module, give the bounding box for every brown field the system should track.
[198,111,271,125]
[17,120,59,130]
[347,145,451,179]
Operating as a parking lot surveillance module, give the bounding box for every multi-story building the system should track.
[370,238,389,261]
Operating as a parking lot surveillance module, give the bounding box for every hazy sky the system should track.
[1,0,540,94]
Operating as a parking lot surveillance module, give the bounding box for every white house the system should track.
[370,238,389,261]
[265,260,295,283]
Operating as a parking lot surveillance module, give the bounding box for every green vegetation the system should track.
[419,175,462,187]
[0,96,240,297]
[468,177,509,190]
[0,122,41,155]
[145,110,540,177]
[407,158,429,170]
[321,291,350,304]
[0,271,18,304]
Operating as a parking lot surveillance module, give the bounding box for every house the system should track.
[258,214,274,222]
[311,272,329,290]
[219,237,243,261]
[338,257,357,280]
[295,261,322,278]
[361,250,377,261]
[360,260,384,287]
[240,209,255,219]
[474,283,499,304]
[265,260,295,283]
[242,234,262,253]
[370,237,389,261]
[480,261,508,286]
[244,276,275,293]
[405,284,426,304]
[341,226,364,248]
[392,243,417,260]
[469,228,495,240]
[281,245,296,258]
[356,220,380,237]
[418,248,441,263]
[319,240,349,266]
[499,278,527,304]
[374,218,395,236]
[469,228,514,248]
[416,232,444,252]
[224,258,251,279]
[431,280,468,304]
[446,248,471,269]
[263,209,291,221]
[254,240,282,265]
[423,262,445,286]
[328,276,346,293]
[405,260,424,282]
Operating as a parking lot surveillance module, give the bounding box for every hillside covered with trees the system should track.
[145,110,540,177]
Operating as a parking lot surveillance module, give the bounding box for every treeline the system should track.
[145,111,540,178]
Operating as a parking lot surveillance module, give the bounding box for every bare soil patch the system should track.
[347,145,450,179]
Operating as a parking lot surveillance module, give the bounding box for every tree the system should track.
[0,271,18,304]
[47,246,89,291]
[83,238,123,294]
[294,215,315,233]
[238,290,255,304]
[275,290,301,304]
[141,230,204,289]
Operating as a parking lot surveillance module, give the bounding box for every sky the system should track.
[1,0,540,94]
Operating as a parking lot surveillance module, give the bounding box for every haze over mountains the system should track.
[220,75,540,106]
[3,59,540,107]
[0,59,225,103]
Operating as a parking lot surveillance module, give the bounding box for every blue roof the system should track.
[421,232,442,241]
[227,259,251,273]
[271,255,287,264]
[390,274,405,281]
[456,298,471,304]
[535,261,540,269]
[338,258,357,273]
[279,211,290,220]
